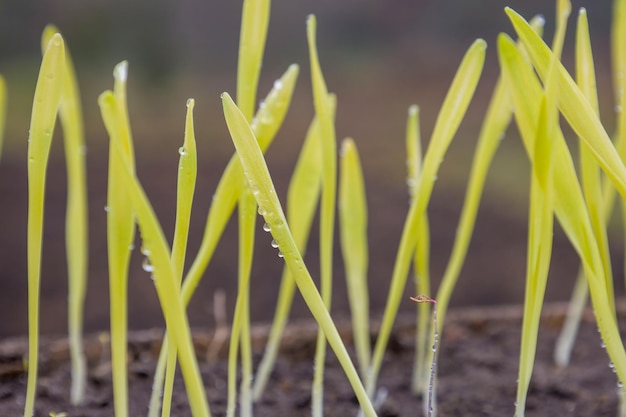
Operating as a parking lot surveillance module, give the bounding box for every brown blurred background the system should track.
[0,0,621,337]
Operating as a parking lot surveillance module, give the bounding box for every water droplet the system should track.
[141,247,151,256]
[186,98,194,108]
[601,342,606,348]
[271,239,279,249]
[128,244,135,251]
[433,175,438,181]
[278,251,284,258]
[220,93,225,99]
[258,206,267,216]
[179,146,186,155]
[616,105,623,113]
[618,381,623,388]
[212,194,217,201]
[273,79,284,90]
[142,257,154,273]
[263,223,271,232]
[259,100,266,109]
[150,274,156,281]
[406,177,417,188]
[104,206,110,212]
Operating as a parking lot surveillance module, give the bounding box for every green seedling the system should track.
[222,92,378,417]
[227,1,269,415]
[41,25,89,406]
[307,15,338,417]
[160,99,197,417]
[555,1,624,369]
[24,33,64,417]
[252,105,325,399]
[502,6,626,392]
[366,38,486,401]
[105,61,136,417]
[339,137,370,378]
[514,2,567,415]
[410,295,438,417]
[405,105,433,394]
[100,90,211,417]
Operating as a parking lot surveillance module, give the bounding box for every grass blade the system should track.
[515,2,568,415]
[160,99,198,417]
[237,0,270,121]
[499,30,626,397]
[222,92,378,417]
[181,64,298,308]
[24,32,64,417]
[105,62,136,417]
[100,92,211,417]
[554,7,612,368]
[366,39,486,400]
[41,25,89,406]
[252,104,326,399]
[403,105,433,394]
[339,137,370,378]
[506,7,626,201]
[307,15,338,417]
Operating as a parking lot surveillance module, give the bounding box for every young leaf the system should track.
[222,92,378,417]
[100,92,211,417]
[41,25,89,406]
[366,38,486,398]
[339,138,370,378]
[24,32,65,417]
[253,103,326,399]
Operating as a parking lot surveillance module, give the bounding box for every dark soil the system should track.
[1,302,624,417]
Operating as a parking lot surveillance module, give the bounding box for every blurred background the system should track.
[0,0,621,337]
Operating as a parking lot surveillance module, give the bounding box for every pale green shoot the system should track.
[100,92,211,417]
[150,64,299,416]
[507,8,626,202]
[554,7,613,368]
[41,25,89,406]
[253,105,326,398]
[339,137,370,378]
[25,32,64,417]
[222,92,378,417]
[160,100,198,417]
[366,39,486,399]
[404,105,432,394]
[105,61,136,417]
[307,15,338,417]
[179,64,298,308]
[498,30,626,393]
[230,1,271,414]
[514,2,568,415]
[0,74,6,161]
[237,0,270,121]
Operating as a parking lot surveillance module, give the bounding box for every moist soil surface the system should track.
[1,302,625,417]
